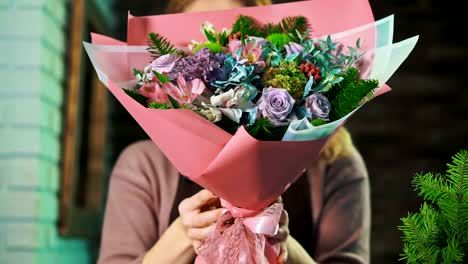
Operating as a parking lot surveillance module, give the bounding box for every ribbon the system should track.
[195,199,283,264]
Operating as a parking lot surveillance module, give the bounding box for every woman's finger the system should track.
[278,242,288,264]
[275,226,290,242]
[179,189,217,213]
[279,209,289,226]
[187,225,215,241]
[188,208,225,228]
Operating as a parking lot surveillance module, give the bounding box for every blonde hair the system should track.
[321,127,354,164]
[166,0,353,164]
[167,0,272,13]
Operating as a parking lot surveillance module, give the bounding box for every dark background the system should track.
[100,0,468,263]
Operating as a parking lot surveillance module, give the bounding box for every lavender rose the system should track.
[258,87,295,125]
[305,93,331,120]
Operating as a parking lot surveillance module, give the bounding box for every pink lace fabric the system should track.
[196,202,283,264]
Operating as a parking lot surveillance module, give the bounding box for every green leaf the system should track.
[204,28,217,43]
[220,31,228,46]
[123,88,148,106]
[245,118,288,141]
[327,35,335,50]
[149,101,171,109]
[154,71,171,83]
[348,46,358,57]
[167,95,180,109]
[356,38,361,49]
[319,40,327,51]
[311,118,326,126]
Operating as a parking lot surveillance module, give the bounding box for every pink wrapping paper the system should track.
[92,0,377,210]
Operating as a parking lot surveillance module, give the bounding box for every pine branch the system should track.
[400,204,441,264]
[440,237,465,263]
[443,150,468,244]
[324,67,378,121]
[447,150,468,197]
[147,32,184,58]
[413,172,456,203]
[400,150,468,263]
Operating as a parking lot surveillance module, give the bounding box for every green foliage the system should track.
[232,15,264,38]
[280,16,309,36]
[266,33,293,49]
[154,71,171,83]
[123,89,147,106]
[324,67,378,121]
[213,116,240,135]
[311,118,326,127]
[263,62,307,99]
[231,15,309,43]
[147,32,184,58]
[263,16,309,42]
[149,101,171,109]
[245,118,288,141]
[167,95,180,109]
[399,150,468,264]
[262,23,283,35]
[192,42,224,54]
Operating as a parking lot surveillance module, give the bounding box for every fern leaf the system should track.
[280,16,309,35]
[232,15,264,37]
[262,22,283,36]
[147,32,184,58]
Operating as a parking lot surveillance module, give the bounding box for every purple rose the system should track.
[258,87,295,125]
[305,93,331,120]
[284,42,305,57]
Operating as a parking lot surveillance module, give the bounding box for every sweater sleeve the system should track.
[98,142,162,264]
[314,149,371,264]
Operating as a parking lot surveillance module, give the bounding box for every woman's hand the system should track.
[268,197,290,264]
[178,189,225,252]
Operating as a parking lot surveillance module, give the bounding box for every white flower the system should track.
[210,89,235,107]
[210,86,254,110]
[200,103,222,123]
[200,21,216,35]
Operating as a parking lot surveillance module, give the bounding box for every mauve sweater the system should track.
[98,140,370,264]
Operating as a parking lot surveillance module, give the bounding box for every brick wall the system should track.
[0,1,90,263]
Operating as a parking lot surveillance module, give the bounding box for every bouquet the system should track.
[84,0,418,263]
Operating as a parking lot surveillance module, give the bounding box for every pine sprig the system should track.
[400,204,441,264]
[399,150,468,264]
[147,32,184,58]
[324,67,378,121]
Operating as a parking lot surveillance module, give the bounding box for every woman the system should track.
[98,0,370,263]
